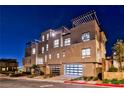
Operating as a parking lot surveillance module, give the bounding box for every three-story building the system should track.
[23,11,107,77]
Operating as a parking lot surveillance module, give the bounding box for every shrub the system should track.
[86,77,93,81]
[70,77,83,81]
[111,79,120,84]
[83,76,88,80]
[108,66,118,72]
[103,79,111,84]
[93,77,99,81]
[119,79,124,84]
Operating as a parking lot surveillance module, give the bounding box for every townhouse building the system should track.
[23,11,107,77]
[0,59,18,73]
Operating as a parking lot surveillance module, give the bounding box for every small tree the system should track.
[113,39,124,72]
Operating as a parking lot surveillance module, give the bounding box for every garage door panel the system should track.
[64,64,83,76]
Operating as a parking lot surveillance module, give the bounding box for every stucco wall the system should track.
[104,72,124,80]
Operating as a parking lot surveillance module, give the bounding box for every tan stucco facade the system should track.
[23,12,107,77]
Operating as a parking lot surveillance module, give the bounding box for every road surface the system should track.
[0,78,101,88]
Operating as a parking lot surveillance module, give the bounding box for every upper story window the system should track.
[49,54,51,60]
[42,35,45,42]
[46,44,48,51]
[81,48,91,58]
[82,32,90,42]
[42,47,44,54]
[47,33,49,40]
[64,38,71,46]
[57,53,60,59]
[54,39,59,48]
[32,48,36,54]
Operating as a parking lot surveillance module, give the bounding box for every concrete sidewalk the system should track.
[7,76,64,83]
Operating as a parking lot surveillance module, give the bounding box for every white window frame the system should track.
[32,48,36,54]
[82,48,91,58]
[42,47,44,54]
[54,39,59,48]
[47,33,49,40]
[46,44,48,51]
[64,38,71,46]
[57,53,60,59]
[82,32,90,42]
[42,35,45,42]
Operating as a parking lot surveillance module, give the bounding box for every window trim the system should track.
[32,48,36,54]
[81,48,91,58]
[64,38,71,46]
[42,35,45,42]
[81,32,90,42]
[42,47,44,54]
[54,39,59,48]
[46,44,48,51]
[46,33,49,40]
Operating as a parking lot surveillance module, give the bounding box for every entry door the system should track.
[64,64,83,76]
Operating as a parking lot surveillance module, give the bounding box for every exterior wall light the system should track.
[52,32,56,37]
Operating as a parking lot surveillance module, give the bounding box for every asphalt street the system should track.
[0,78,100,88]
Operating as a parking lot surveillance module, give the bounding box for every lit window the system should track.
[82,32,90,42]
[2,68,5,71]
[64,38,71,46]
[45,55,47,62]
[54,39,59,48]
[62,51,65,57]
[57,53,60,59]
[42,47,44,54]
[32,48,36,54]
[82,48,91,58]
[47,33,49,40]
[42,35,45,41]
[49,54,51,59]
[37,58,43,64]
[46,44,48,51]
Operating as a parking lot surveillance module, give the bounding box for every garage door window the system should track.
[64,64,83,76]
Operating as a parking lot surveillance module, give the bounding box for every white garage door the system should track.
[64,64,83,76]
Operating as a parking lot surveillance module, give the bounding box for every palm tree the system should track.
[113,39,124,72]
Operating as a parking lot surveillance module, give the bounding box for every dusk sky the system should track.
[0,5,124,67]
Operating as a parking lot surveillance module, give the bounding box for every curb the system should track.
[8,77,64,83]
[64,81,124,88]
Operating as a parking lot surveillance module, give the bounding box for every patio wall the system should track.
[104,72,124,80]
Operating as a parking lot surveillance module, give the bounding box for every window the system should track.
[82,48,91,58]
[45,55,47,62]
[42,47,44,54]
[57,53,60,59]
[42,35,45,41]
[82,32,90,42]
[64,38,71,46]
[2,68,6,71]
[46,44,48,51]
[49,54,51,59]
[54,39,59,48]
[47,33,49,40]
[32,48,36,54]
[62,51,65,57]
[37,58,43,64]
